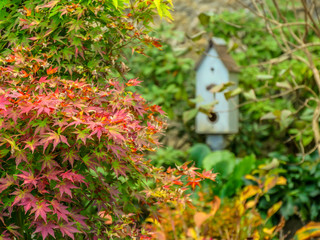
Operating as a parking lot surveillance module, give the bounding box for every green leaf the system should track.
[224,87,242,100]
[243,89,256,100]
[198,13,211,26]
[209,82,234,93]
[0,0,9,10]
[202,150,236,178]
[188,144,211,167]
[188,31,205,42]
[256,74,273,80]
[261,112,276,120]
[188,96,204,107]
[183,108,198,124]
[276,81,292,89]
[232,154,256,180]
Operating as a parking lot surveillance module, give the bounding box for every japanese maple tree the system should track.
[0,0,216,239]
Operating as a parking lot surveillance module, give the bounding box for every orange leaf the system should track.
[172,180,183,186]
[47,66,58,75]
[209,196,220,217]
[33,63,40,73]
[186,178,201,190]
[98,211,112,225]
[194,212,210,229]
[153,231,166,240]
[23,6,31,16]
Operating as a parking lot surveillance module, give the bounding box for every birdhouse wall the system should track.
[195,47,239,134]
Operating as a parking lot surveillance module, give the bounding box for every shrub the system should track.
[0,0,216,239]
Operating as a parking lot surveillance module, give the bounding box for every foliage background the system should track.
[127,1,320,239]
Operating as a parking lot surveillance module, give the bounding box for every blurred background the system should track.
[127,0,320,239]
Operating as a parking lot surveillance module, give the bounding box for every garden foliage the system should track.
[198,0,320,227]
[146,165,286,240]
[0,0,217,239]
[126,1,320,238]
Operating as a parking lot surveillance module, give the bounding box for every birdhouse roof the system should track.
[196,37,240,73]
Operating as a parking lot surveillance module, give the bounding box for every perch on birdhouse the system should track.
[195,37,240,136]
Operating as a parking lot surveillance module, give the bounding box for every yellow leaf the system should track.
[252,230,260,240]
[294,222,320,240]
[264,175,277,193]
[167,0,173,7]
[245,174,261,185]
[236,200,245,216]
[263,226,276,235]
[113,0,118,9]
[267,201,282,218]
[145,217,161,226]
[154,0,162,17]
[276,176,287,185]
[264,176,287,193]
[246,200,256,209]
[240,185,261,202]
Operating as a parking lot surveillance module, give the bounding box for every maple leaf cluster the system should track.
[0,1,216,239]
[0,0,170,83]
[0,47,216,239]
[0,47,164,239]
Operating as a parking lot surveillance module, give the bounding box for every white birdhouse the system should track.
[195,37,240,135]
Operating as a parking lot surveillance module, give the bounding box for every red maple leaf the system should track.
[58,222,80,240]
[6,224,22,239]
[0,174,15,193]
[51,200,70,221]
[43,168,62,182]
[55,180,79,198]
[60,170,85,184]
[33,221,57,240]
[17,171,38,188]
[186,178,201,190]
[40,131,70,151]
[126,78,142,86]
[69,212,88,228]
[0,95,11,111]
[18,193,37,213]
[23,139,40,154]
[11,188,31,206]
[31,201,52,223]
[199,170,217,181]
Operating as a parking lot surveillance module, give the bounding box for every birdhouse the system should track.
[195,37,240,135]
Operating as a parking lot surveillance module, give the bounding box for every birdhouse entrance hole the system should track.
[208,112,218,123]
